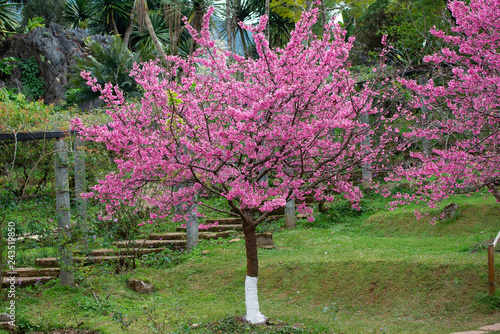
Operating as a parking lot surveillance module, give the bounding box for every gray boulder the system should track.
[0,23,109,104]
[442,203,459,221]
[126,278,154,294]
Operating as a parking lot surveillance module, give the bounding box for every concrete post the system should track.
[54,140,74,286]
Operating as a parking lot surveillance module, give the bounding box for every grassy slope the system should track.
[11,192,500,334]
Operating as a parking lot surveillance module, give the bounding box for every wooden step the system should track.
[204,217,242,225]
[35,255,135,268]
[297,196,315,204]
[0,321,16,332]
[75,248,172,257]
[176,224,242,232]
[112,239,186,248]
[148,231,232,240]
[147,232,187,240]
[2,276,54,287]
[3,267,60,277]
[199,231,232,239]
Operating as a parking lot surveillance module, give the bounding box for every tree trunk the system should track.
[320,0,327,35]
[189,7,204,56]
[136,0,167,63]
[488,183,500,203]
[242,213,266,324]
[226,0,232,52]
[123,10,136,48]
[111,15,120,36]
[240,29,249,58]
[418,77,432,157]
[144,12,167,63]
[166,2,183,56]
[265,0,270,42]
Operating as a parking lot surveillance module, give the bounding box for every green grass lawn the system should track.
[4,191,500,333]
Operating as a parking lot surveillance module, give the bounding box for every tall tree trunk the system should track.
[242,212,266,324]
[189,6,204,56]
[165,2,184,56]
[265,0,270,42]
[320,0,327,35]
[418,76,432,157]
[144,12,167,62]
[136,0,167,63]
[123,10,136,48]
[240,29,249,58]
[111,15,120,36]
[226,0,233,52]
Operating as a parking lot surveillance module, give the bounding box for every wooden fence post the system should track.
[74,137,88,251]
[488,243,496,296]
[54,140,74,287]
[285,199,295,229]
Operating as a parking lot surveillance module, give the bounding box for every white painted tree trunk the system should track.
[245,276,266,324]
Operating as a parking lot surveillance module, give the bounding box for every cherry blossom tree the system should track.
[73,8,400,323]
[386,0,500,214]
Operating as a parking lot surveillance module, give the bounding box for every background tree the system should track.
[163,0,190,56]
[89,0,131,35]
[250,0,295,48]
[22,0,66,26]
[73,8,401,323]
[387,0,500,214]
[220,0,255,57]
[129,0,168,60]
[62,0,92,29]
[380,0,447,66]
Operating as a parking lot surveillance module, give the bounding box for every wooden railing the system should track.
[488,230,500,295]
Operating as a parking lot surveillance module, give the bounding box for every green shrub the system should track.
[20,56,45,100]
[68,36,143,106]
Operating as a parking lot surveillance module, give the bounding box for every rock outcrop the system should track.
[0,23,108,104]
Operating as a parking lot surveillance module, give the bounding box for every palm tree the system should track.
[220,0,254,57]
[90,0,131,35]
[0,0,20,35]
[186,0,208,55]
[226,0,232,52]
[163,0,188,56]
[129,10,170,54]
[69,35,143,106]
[250,0,295,48]
[129,0,168,62]
[62,0,91,29]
